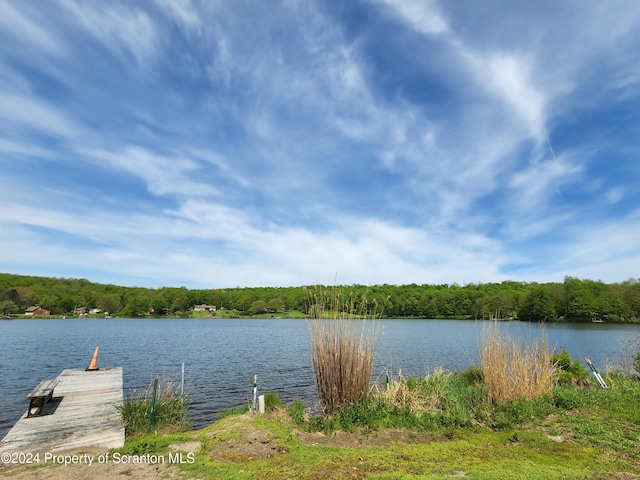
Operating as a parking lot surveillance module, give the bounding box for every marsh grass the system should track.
[378,369,456,414]
[117,375,189,435]
[307,287,380,415]
[480,322,555,403]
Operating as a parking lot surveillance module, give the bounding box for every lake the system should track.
[1,318,639,438]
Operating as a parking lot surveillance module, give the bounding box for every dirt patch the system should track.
[0,446,193,480]
[169,441,201,454]
[205,414,288,462]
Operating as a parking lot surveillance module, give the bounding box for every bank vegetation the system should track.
[1,273,640,322]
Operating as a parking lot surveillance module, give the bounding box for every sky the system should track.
[1,0,639,289]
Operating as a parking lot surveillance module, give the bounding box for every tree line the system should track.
[1,273,639,322]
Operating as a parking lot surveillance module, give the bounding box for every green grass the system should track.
[106,345,640,479]
[116,376,189,436]
[113,375,640,479]
[218,404,251,419]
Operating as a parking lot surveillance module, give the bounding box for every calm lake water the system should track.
[1,318,639,438]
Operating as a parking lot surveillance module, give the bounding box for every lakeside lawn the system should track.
[111,370,640,480]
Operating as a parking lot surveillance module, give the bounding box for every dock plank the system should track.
[0,368,124,453]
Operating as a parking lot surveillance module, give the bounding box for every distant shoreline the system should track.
[3,314,639,324]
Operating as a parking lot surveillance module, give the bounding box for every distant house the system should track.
[90,308,102,314]
[194,304,216,312]
[25,305,50,316]
[149,307,168,316]
[74,307,89,315]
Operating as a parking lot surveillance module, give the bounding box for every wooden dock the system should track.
[0,368,124,453]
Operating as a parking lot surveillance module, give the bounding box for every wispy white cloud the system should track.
[0,137,53,158]
[481,53,547,143]
[370,0,449,36]
[0,92,81,139]
[0,194,509,287]
[152,0,202,33]
[60,0,159,66]
[78,146,216,197]
[0,0,65,56]
[508,152,582,213]
[0,0,638,288]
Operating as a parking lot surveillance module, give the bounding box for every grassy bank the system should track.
[111,368,640,479]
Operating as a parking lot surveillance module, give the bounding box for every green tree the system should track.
[122,295,146,317]
[0,300,18,315]
[622,280,640,319]
[266,298,284,312]
[564,277,597,321]
[249,300,267,315]
[425,298,439,318]
[519,287,556,322]
[170,291,191,313]
[97,294,120,314]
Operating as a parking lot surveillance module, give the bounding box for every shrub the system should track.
[551,348,589,385]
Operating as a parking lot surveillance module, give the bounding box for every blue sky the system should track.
[1,0,639,289]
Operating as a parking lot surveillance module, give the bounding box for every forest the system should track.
[1,273,639,322]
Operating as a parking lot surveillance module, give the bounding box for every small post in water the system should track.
[181,362,185,397]
[252,374,258,411]
[147,378,159,433]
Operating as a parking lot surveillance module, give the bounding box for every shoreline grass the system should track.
[116,375,189,436]
[102,327,640,478]
[108,370,640,479]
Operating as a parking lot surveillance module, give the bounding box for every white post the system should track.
[181,362,185,396]
[252,375,258,411]
[258,394,265,414]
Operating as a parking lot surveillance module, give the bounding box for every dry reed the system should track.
[307,288,379,415]
[480,323,555,403]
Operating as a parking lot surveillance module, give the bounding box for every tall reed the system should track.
[480,323,554,403]
[307,287,379,415]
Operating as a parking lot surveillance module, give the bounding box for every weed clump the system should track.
[288,400,307,426]
[117,376,189,436]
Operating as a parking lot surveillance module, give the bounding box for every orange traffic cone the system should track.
[86,346,100,371]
